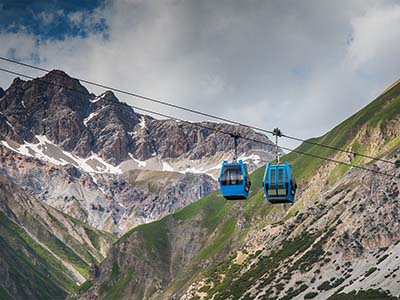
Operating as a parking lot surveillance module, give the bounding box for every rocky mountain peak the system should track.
[0,70,276,167]
[0,87,4,98]
[98,90,121,103]
[42,69,89,93]
[44,69,70,78]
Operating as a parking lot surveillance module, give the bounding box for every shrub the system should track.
[304,292,318,299]
[365,267,377,277]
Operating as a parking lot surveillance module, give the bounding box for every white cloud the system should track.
[348,4,400,72]
[1,0,400,149]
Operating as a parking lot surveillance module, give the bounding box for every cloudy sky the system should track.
[1,0,400,149]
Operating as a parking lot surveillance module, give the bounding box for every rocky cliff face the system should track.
[0,175,116,300]
[77,80,400,300]
[0,144,216,234]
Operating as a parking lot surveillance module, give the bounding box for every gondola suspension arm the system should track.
[273,128,282,164]
[231,134,240,162]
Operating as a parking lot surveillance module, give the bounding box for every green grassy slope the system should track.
[82,166,286,300]
[154,168,296,300]
[0,212,71,300]
[286,81,400,182]
[95,193,238,300]
[0,176,117,299]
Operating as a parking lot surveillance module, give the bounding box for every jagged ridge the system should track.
[0,70,275,166]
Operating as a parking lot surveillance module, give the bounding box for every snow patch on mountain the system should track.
[139,116,147,129]
[128,131,138,138]
[0,134,271,180]
[120,149,273,179]
[238,153,262,165]
[83,112,99,126]
[5,119,12,128]
[0,136,121,175]
[90,93,106,103]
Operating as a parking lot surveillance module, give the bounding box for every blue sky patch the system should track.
[0,0,108,40]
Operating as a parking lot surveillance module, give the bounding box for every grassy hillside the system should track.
[153,168,299,299]
[0,176,117,299]
[78,165,288,300]
[286,81,400,182]
[0,211,72,300]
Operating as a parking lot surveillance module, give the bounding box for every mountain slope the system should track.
[286,80,400,183]
[0,144,217,234]
[78,80,400,300]
[0,175,116,299]
[0,210,73,300]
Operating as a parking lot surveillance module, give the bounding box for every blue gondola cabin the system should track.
[219,160,251,200]
[263,162,297,204]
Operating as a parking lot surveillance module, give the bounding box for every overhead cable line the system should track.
[0,66,398,180]
[0,56,397,167]
[281,133,396,166]
[0,56,275,134]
